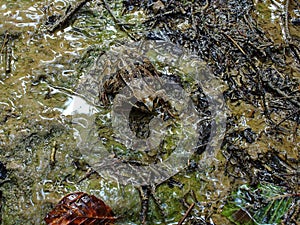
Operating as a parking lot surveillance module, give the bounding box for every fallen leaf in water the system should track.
[45,192,115,225]
[222,183,294,225]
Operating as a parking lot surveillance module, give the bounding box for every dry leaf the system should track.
[45,192,115,225]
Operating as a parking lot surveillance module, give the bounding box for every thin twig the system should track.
[266,81,300,108]
[139,186,150,225]
[285,0,291,41]
[47,0,93,32]
[50,141,57,167]
[273,108,300,128]
[165,0,175,9]
[101,0,138,41]
[266,193,300,202]
[77,168,96,183]
[143,10,176,24]
[223,33,247,56]
[5,46,12,73]
[245,57,273,123]
[0,32,8,54]
[177,203,195,225]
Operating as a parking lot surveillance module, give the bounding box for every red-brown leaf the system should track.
[45,192,115,225]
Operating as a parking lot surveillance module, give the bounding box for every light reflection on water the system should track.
[0,0,298,224]
[0,3,44,29]
[62,95,98,116]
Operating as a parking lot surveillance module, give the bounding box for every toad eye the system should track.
[142,96,154,111]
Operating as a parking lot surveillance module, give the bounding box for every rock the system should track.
[152,0,165,13]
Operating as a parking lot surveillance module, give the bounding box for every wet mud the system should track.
[0,0,299,224]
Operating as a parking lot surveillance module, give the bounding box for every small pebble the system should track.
[152,0,165,13]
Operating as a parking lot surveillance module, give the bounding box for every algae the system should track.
[0,0,299,224]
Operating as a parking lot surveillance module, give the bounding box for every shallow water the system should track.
[0,0,299,224]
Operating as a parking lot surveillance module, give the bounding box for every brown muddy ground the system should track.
[0,0,299,224]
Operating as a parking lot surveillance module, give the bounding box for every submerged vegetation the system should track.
[222,183,296,225]
[0,0,299,224]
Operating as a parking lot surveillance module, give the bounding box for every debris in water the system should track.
[44,192,116,225]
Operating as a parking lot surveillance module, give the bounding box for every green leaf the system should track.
[222,183,293,225]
